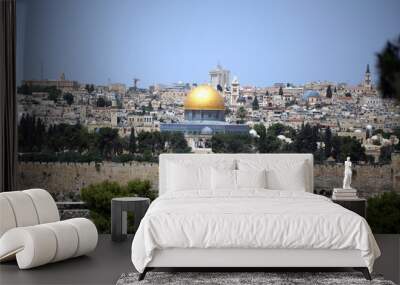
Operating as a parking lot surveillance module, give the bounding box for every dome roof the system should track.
[201,126,213,135]
[184,85,225,111]
[303,90,320,100]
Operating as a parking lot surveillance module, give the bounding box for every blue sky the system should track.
[17,0,400,87]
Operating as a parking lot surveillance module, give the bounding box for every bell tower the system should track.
[364,64,372,90]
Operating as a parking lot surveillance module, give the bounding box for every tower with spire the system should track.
[363,64,372,90]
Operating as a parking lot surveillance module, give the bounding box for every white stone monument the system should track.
[332,157,358,199]
[343,156,352,189]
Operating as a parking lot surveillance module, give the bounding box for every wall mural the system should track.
[16,0,400,234]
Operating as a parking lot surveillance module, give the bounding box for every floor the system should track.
[0,235,134,285]
[1,235,399,285]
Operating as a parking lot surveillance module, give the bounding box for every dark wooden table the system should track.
[332,198,367,218]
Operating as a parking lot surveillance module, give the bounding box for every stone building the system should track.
[209,64,230,90]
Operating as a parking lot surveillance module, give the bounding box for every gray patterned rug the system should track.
[116,272,396,285]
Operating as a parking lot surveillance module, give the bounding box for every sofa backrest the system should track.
[159,153,314,195]
[0,189,59,237]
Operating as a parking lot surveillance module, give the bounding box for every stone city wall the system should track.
[313,163,393,198]
[17,161,159,200]
[17,160,398,200]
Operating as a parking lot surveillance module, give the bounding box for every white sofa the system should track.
[0,189,98,269]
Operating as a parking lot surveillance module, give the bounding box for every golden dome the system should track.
[184,85,225,111]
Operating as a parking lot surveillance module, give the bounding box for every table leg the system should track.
[122,210,127,236]
[111,201,124,242]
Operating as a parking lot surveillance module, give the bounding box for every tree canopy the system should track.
[63,93,74,105]
[278,86,283,96]
[85,84,95,94]
[211,123,368,163]
[236,106,247,123]
[367,192,400,233]
[96,97,111,107]
[252,96,259,110]
[377,36,400,101]
[211,133,252,153]
[326,85,332,98]
[18,114,190,163]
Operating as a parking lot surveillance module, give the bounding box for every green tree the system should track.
[236,106,247,123]
[147,101,153,111]
[252,123,297,154]
[81,180,156,233]
[261,133,282,153]
[332,136,366,162]
[253,124,272,153]
[128,128,137,153]
[252,96,259,110]
[376,36,400,101]
[18,114,46,152]
[96,128,121,159]
[292,124,318,153]
[267,123,286,137]
[63,93,74,105]
[85,84,95,94]
[96,97,106,107]
[211,134,253,153]
[47,86,61,102]
[165,132,191,153]
[34,117,46,151]
[267,123,296,139]
[17,83,31,94]
[379,145,394,163]
[326,85,332,98]
[367,192,400,233]
[279,86,283,96]
[18,114,30,152]
[324,127,332,158]
[253,124,267,139]
[137,131,164,154]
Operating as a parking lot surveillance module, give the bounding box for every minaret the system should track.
[364,64,372,89]
[230,76,240,106]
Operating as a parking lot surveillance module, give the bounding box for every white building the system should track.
[209,64,230,90]
[361,96,382,107]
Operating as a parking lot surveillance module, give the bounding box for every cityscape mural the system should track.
[15,0,400,234]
